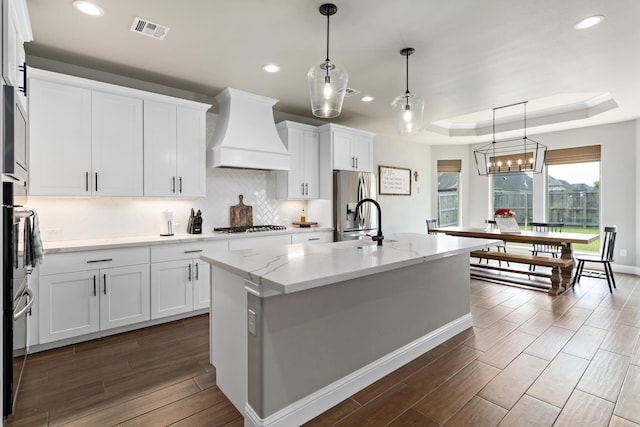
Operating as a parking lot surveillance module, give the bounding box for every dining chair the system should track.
[426,219,438,235]
[529,222,564,271]
[484,219,509,267]
[571,226,617,292]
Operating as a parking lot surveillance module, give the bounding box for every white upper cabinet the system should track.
[29,78,92,196]
[144,102,207,197]
[177,107,207,197]
[92,91,144,196]
[319,123,375,173]
[3,0,32,110]
[28,68,210,197]
[144,101,177,196]
[276,121,320,199]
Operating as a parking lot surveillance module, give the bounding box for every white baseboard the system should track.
[243,313,473,427]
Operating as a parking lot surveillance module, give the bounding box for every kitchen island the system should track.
[201,233,499,427]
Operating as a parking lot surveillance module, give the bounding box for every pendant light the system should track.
[308,3,348,118]
[391,48,424,135]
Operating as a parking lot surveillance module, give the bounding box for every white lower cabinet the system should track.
[150,240,228,319]
[38,247,150,344]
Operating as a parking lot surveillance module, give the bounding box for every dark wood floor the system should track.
[6,273,640,426]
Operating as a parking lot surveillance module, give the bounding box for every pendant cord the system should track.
[405,53,410,95]
[325,12,330,62]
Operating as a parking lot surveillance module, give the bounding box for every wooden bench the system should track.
[469,250,574,295]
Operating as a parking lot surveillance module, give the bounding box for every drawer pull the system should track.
[184,249,203,254]
[87,258,113,264]
[308,238,320,241]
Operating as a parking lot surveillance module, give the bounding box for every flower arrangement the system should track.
[494,208,515,218]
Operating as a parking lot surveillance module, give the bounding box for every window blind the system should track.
[437,159,461,173]
[544,145,601,165]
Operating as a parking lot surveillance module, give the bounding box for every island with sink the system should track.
[201,232,499,427]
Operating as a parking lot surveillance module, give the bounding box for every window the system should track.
[437,160,460,226]
[492,172,533,227]
[545,145,600,252]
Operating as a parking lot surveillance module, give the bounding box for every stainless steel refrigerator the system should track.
[333,170,377,241]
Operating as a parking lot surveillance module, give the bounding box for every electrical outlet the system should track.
[248,309,256,335]
[620,249,628,257]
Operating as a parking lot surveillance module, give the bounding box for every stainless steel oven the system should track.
[2,86,32,418]
[2,180,33,418]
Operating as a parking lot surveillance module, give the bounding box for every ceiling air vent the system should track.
[130,17,170,40]
[341,88,360,98]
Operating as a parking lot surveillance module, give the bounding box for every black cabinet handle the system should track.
[87,258,113,263]
[195,262,199,280]
[93,275,96,296]
[172,176,176,193]
[188,264,192,281]
[103,273,107,295]
[301,183,305,195]
[179,177,183,193]
[18,62,27,96]
[85,172,89,192]
[183,249,203,254]
[95,172,98,192]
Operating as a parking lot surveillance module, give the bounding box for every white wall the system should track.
[372,134,431,234]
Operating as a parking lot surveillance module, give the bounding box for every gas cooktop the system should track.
[213,225,287,233]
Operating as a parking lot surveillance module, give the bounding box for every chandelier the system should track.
[474,101,547,176]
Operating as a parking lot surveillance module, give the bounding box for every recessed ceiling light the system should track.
[73,1,104,16]
[262,64,280,73]
[361,96,374,102]
[574,15,604,30]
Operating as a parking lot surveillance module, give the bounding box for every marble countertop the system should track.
[44,226,334,253]
[201,233,501,295]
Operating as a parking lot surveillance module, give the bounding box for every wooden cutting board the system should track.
[230,194,253,227]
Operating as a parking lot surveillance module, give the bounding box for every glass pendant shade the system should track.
[391,93,424,135]
[308,61,348,118]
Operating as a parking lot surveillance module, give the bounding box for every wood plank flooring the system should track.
[6,273,640,426]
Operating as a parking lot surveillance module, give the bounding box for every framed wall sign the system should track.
[378,165,411,195]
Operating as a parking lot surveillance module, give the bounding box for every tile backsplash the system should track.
[29,167,308,242]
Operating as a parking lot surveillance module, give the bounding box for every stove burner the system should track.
[213,225,287,233]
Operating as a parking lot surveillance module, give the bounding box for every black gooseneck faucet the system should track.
[354,198,384,246]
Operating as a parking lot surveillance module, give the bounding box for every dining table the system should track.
[432,226,600,294]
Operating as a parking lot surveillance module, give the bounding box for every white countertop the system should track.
[43,226,334,253]
[201,233,501,295]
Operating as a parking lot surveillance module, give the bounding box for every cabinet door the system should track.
[302,130,320,198]
[150,260,193,319]
[285,128,305,197]
[352,134,373,172]
[332,131,354,171]
[29,79,92,195]
[192,260,210,310]
[176,107,206,197]
[144,101,177,196]
[92,92,144,196]
[39,270,100,344]
[100,264,150,330]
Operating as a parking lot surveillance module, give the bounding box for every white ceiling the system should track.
[24,0,640,145]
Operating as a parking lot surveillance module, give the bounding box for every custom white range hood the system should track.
[207,87,290,171]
